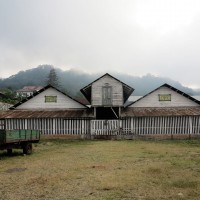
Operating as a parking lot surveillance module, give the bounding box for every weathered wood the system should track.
[0,102,12,111]
[91,74,124,106]
[3,115,200,137]
[4,118,91,135]
[121,116,200,135]
[91,120,120,135]
[130,86,199,107]
[15,87,86,109]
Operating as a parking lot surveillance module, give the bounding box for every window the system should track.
[158,94,171,101]
[45,96,57,103]
[102,86,112,105]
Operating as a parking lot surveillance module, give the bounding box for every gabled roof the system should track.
[80,73,134,103]
[10,84,88,109]
[128,83,200,107]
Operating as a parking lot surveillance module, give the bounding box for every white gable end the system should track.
[15,88,86,109]
[130,86,199,107]
[92,74,123,106]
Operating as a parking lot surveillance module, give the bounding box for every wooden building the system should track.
[16,86,43,98]
[0,85,93,137]
[0,102,13,111]
[0,74,200,139]
[121,84,200,139]
[81,73,134,119]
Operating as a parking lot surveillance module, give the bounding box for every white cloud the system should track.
[0,0,200,88]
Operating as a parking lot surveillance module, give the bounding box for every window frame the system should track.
[158,94,171,101]
[45,95,57,103]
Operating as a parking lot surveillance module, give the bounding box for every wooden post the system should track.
[119,107,121,118]
[189,116,192,140]
[94,107,96,119]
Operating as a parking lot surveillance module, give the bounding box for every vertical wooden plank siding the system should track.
[0,119,5,129]
[122,116,200,135]
[3,116,200,136]
[90,120,120,135]
[4,118,91,135]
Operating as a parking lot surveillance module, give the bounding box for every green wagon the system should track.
[0,126,40,155]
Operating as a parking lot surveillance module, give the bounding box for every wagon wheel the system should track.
[23,143,32,155]
[7,149,12,156]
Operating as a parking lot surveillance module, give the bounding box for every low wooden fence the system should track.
[91,120,120,136]
[4,118,91,135]
[122,116,200,135]
[2,116,200,138]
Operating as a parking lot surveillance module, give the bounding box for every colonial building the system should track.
[16,86,43,98]
[81,73,134,119]
[0,73,200,139]
[121,84,200,138]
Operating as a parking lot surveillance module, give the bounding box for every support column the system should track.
[94,107,96,119]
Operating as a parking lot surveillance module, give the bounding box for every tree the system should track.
[47,67,60,88]
[0,87,18,104]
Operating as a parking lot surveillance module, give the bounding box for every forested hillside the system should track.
[0,65,198,97]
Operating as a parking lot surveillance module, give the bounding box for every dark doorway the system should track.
[96,107,119,119]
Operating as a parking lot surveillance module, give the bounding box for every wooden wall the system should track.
[15,88,86,109]
[3,116,200,138]
[122,116,200,135]
[130,86,199,107]
[92,74,123,106]
[5,118,90,135]
[0,103,12,111]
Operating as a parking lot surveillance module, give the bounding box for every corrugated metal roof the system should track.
[17,86,43,92]
[1,107,200,119]
[0,109,94,119]
[121,107,200,117]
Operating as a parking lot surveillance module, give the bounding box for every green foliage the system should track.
[47,67,60,88]
[0,88,17,104]
[0,65,199,98]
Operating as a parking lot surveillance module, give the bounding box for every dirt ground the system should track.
[0,139,200,200]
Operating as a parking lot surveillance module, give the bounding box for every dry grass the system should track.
[0,139,200,200]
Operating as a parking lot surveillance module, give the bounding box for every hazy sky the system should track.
[0,0,200,88]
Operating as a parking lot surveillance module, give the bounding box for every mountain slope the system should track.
[0,65,198,96]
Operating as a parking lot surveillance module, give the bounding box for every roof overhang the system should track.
[0,109,94,119]
[80,73,134,104]
[121,107,200,117]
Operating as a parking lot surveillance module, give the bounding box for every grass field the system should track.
[0,139,200,200]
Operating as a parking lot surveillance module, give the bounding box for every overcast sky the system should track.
[0,0,200,88]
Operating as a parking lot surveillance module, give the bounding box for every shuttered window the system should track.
[158,94,171,101]
[45,96,57,103]
[102,86,112,105]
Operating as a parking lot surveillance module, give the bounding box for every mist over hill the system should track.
[0,65,198,97]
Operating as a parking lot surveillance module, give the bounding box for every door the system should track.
[102,86,112,105]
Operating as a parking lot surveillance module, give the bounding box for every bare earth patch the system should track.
[5,168,27,173]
